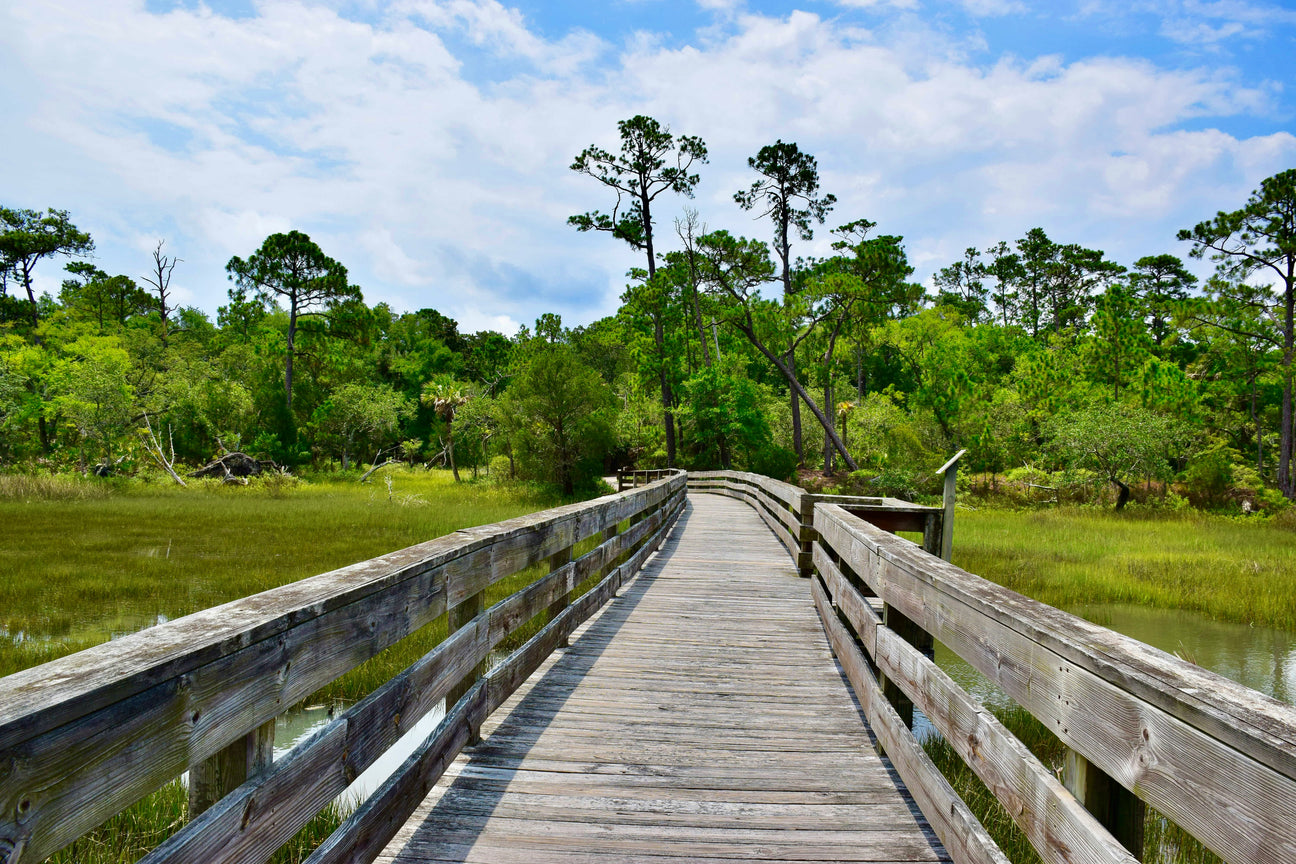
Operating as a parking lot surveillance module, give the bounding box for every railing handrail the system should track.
[689,469,1296,864]
[0,471,687,864]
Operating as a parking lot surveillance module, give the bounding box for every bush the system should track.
[489,455,513,480]
[748,445,798,482]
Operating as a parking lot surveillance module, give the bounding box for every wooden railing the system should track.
[690,470,1296,864]
[686,470,944,574]
[0,472,686,864]
[616,468,679,491]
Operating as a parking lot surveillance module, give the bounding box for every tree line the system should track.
[2,121,1294,509]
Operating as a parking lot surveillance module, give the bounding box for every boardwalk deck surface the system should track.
[378,493,947,863]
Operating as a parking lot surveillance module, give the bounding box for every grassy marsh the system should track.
[0,468,563,679]
[952,506,1296,632]
[921,504,1293,864]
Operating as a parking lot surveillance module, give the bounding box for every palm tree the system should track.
[422,378,471,482]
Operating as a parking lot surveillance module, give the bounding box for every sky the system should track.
[2,0,1294,335]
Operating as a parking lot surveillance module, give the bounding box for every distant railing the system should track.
[0,471,687,864]
[686,470,944,574]
[616,468,679,491]
[690,469,1296,864]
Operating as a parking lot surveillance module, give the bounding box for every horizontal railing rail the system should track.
[0,471,687,864]
[615,468,678,491]
[689,469,1296,864]
[686,470,943,574]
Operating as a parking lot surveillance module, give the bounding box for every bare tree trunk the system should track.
[142,414,188,487]
[1113,479,1131,511]
[285,306,297,411]
[1254,376,1263,474]
[360,458,398,483]
[823,379,835,475]
[733,319,857,471]
[789,358,803,464]
[655,314,677,468]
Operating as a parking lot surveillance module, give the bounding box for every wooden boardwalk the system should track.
[376,493,947,863]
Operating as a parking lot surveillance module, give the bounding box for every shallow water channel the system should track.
[920,602,1296,741]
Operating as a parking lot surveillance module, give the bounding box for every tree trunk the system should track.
[823,380,835,475]
[654,314,677,468]
[688,259,711,367]
[1281,274,1295,497]
[1254,376,1263,474]
[285,304,297,411]
[22,266,39,330]
[1113,479,1130,511]
[448,435,460,483]
[789,360,803,464]
[735,320,858,471]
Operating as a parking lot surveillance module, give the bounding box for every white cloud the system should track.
[1,1,1292,328]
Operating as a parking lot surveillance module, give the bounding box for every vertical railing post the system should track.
[797,494,814,578]
[936,449,966,562]
[1064,749,1146,860]
[547,543,574,647]
[188,719,275,818]
[447,589,486,744]
[879,604,933,731]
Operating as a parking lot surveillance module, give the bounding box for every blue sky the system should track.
[2,0,1294,333]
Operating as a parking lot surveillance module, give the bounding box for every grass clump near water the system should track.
[44,780,345,864]
[953,506,1296,633]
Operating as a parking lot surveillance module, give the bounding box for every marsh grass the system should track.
[44,780,345,864]
[0,469,561,679]
[953,507,1296,632]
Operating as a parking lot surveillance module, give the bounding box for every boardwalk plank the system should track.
[377,494,946,864]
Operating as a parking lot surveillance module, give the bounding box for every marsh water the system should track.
[917,602,1296,741]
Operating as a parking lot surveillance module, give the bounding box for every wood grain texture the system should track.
[308,493,685,864]
[815,502,1296,864]
[812,577,1008,864]
[0,475,685,864]
[373,493,946,864]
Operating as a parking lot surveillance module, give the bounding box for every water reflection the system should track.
[917,602,1296,742]
[274,700,448,806]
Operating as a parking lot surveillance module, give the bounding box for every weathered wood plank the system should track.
[812,576,1008,864]
[138,617,491,864]
[870,620,1137,864]
[0,475,685,863]
[374,493,943,864]
[315,492,684,864]
[816,503,1296,864]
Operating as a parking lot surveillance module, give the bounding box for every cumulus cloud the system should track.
[0,0,1292,329]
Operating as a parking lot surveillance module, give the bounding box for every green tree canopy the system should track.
[506,345,613,496]
[225,231,358,411]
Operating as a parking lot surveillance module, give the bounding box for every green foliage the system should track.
[311,382,412,469]
[569,115,708,260]
[505,344,614,496]
[1046,401,1184,507]
[678,364,772,469]
[748,443,798,482]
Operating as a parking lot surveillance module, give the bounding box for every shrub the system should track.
[748,445,798,482]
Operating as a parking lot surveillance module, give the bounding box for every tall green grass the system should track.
[0,469,562,679]
[952,507,1296,632]
[44,780,345,864]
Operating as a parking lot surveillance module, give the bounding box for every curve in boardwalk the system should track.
[377,493,947,864]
